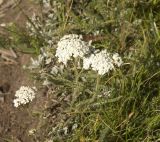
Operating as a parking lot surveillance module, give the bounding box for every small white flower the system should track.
[13,86,37,107]
[55,34,90,65]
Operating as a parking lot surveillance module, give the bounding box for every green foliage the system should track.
[0,22,43,54]
[2,0,160,141]
[40,1,160,142]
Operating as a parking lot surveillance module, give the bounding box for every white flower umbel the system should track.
[83,50,123,75]
[55,34,90,65]
[13,86,37,107]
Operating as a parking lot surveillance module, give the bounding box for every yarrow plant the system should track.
[55,34,123,75]
[13,0,160,141]
[13,86,37,107]
[55,34,90,65]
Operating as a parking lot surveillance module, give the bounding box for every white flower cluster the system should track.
[13,86,37,107]
[83,50,123,75]
[55,34,90,65]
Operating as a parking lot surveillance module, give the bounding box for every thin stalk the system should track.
[82,74,101,106]
[72,58,81,104]
[95,74,100,94]
[92,74,101,101]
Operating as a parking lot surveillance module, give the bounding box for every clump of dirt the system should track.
[0,54,34,142]
[0,0,39,24]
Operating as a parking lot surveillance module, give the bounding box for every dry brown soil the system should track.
[0,54,35,142]
[0,1,45,142]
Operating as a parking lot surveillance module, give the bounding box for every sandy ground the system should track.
[0,0,39,24]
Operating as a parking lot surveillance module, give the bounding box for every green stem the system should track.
[92,74,101,102]
[72,58,80,104]
[95,74,100,94]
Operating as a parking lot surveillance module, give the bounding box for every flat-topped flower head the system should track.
[13,86,37,107]
[55,34,90,65]
[83,50,123,75]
